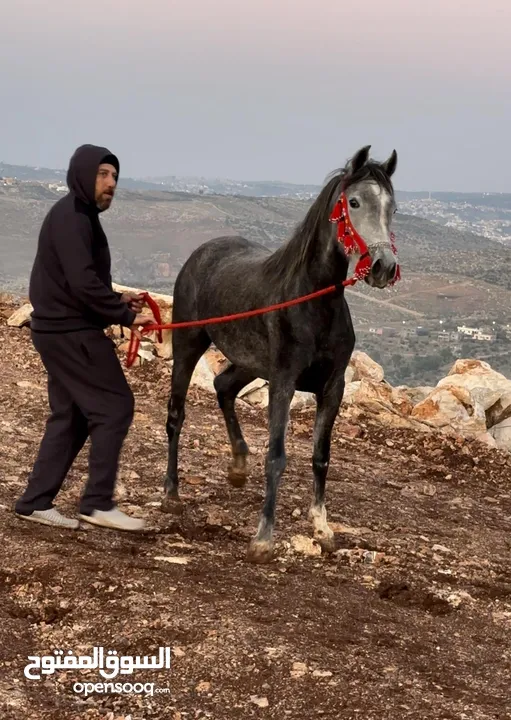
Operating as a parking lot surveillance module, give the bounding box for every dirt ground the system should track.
[1,298,511,720]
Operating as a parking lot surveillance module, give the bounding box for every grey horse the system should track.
[162,145,399,563]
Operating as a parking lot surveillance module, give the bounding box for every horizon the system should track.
[1,157,510,197]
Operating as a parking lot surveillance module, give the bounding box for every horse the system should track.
[162,144,399,563]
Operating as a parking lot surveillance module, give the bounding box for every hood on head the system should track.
[66,144,120,208]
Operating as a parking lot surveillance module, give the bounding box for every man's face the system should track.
[95,163,118,210]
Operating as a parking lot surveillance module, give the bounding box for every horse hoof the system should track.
[246,539,274,564]
[160,495,183,515]
[228,466,247,488]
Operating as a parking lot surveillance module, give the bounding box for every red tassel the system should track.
[354,254,372,279]
[344,234,357,255]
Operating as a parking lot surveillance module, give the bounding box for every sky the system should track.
[1,0,510,192]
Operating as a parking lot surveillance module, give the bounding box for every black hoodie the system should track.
[28,144,137,332]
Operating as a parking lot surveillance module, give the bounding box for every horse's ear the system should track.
[382,149,398,177]
[346,145,371,175]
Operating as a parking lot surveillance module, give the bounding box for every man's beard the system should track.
[97,193,113,210]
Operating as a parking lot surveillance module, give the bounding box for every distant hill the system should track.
[3,177,511,386]
[0,161,320,197]
[2,178,510,302]
[397,189,511,210]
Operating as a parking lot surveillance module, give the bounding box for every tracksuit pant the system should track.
[15,328,134,516]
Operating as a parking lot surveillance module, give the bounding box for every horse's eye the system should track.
[349,198,360,209]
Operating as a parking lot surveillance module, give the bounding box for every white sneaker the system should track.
[78,508,145,532]
[15,508,79,530]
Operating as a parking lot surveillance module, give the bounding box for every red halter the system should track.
[329,192,400,286]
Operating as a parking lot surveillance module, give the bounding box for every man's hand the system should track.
[120,292,145,313]
[130,313,155,340]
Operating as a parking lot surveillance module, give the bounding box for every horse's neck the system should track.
[304,227,349,288]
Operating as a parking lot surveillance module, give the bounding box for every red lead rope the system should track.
[125,192,400,368]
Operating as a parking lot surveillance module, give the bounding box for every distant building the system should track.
[457,325,480,337]
[437,331,460,343]
[473,331,496,342]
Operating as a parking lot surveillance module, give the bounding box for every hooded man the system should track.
[14,144,154,532]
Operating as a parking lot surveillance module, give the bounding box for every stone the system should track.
[290,391,315,410]
[153,556,190,565]
[342,379,412,416]
[290,662,309,678]
[397,385,435,406]
[486,391,511,429]
[238,378,268,398]
[204,347,231,376]
[432,544,451,554]
[476,431,497,448]
[7,303,33,327]
[439,358,511,413]
[189,356,216,393]
[489,419,511,452]
[290,535,321,557]
[240,385,269,408]
[349,350,385,383]
[195,681,211,693]
[411,385,487,437]
[138,342,156,363]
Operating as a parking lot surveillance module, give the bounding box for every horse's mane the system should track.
[264,160,394,283]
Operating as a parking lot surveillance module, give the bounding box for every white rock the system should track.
[475,431,497,448]
[411,385,487,437]
[240,386,269,408]
[489,419,511,452]
[238,378,268,398]
[397,385,435,406]
[438,358,511,412]
[290,391,315,410]
[189,356,216,393]
[290,535,321,557]
[7,303,33,327]
[153,556,190,565]
[487,391,511,429]
[344,365,355,384]
[349,350,385,383]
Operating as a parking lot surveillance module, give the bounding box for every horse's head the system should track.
[332,145,399,289]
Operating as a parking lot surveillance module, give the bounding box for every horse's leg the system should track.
[162,328,210,514]
[308,374,346,553]
[247,376,295,564]
[214,364,256,488]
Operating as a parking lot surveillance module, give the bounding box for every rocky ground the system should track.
[1,296,511,720]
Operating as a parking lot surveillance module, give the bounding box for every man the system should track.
[14,144,154,532]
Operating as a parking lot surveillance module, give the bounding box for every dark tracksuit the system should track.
[15,144,137,517]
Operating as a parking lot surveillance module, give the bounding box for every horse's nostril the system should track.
[372,260,382,276]
[389,262,397,278]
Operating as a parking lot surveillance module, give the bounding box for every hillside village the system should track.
[398,194,511,244]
